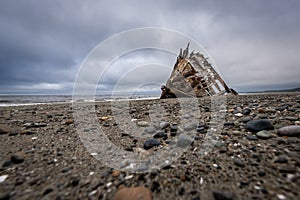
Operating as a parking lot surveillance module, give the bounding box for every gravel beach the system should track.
[1,93,300,200]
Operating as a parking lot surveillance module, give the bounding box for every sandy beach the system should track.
[0,93,300,200]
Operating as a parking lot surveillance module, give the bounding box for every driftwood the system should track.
[160,43,238,99]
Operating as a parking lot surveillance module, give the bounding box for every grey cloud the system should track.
[0,0,299,94]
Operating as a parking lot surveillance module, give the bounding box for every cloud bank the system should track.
[0,0,299,94]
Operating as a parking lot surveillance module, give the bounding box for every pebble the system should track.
[196,127,206,133]
[258,171,266,177]
[153,131,167,140]
[170,125,178,132]
[274,156,288,163]
[24,122,47,128]
[0,175,8,183]
[278,126,300,137]
[11,152,25,164]
[144,127,157,134]
[65,119,74,125]
[177,135,192,148]
[159,121,169,129]
[246,135,258,140]
[20,130,35,135]
[143,139,161,150]
[224,122,234,127]
[234,113,243,117]
[112,186,152,200]
[285,116,298,121]
[233,158,245,167]
[137,121,149,127]
[183,114,190,119]
[258,114,268,119]
[61,167,72,173]
[0,125,10,134]
[232,130,241,135]
[183,123,197,131]
[246,119,274,132]
[256,130,272,139]
[278,165,296,173]
[242,117,252,124]
[242,108,251,115]
[212,190,234,200]
[112,170,120,177]
[100,116,109,121]
[257,108,265,113]
[8,130,18,136]
[277,194,287,200]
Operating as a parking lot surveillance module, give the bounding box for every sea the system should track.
[0,94,159,107]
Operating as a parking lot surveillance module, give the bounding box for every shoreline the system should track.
[1,92,299,107]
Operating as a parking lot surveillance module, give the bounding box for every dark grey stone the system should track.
[246,119,274,132]
[143,139,161,150]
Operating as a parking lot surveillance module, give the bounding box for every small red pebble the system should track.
[112,186,152,200]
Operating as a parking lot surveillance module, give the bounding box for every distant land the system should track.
[247,87,300,93]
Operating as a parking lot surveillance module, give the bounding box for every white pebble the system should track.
[125,174,134,180]
[90,153,98,156]
[88,190,97,196]
[31,137,38,140]
[89,172,95,176]
[277,194,286,200]
[254,185,260,190]
[200,177,204,185]
[0,175,8,183]
[235,113,243,117]
[287,174,295,181]
[213,164,218,168]
[106,182,112,187]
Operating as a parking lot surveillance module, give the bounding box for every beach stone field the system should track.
[0,93,300,200]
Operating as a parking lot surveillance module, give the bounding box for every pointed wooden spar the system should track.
[160,43,238,98]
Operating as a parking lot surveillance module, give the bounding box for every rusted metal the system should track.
[160,43,238,99]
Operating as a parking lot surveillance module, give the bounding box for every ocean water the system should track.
[0,94,159,107]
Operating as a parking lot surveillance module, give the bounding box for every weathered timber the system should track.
[160,43,238,99]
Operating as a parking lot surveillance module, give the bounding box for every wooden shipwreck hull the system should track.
[160,43,238,99]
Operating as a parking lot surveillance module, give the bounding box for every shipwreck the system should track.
[160,43,238,99]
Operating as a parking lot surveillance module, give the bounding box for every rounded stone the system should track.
[11,152,26,164]
[183,123,197,131]
[212,190,234,200]
[153,131,167,140]
[144,127,157,134]
[176,135,192,148]
[285,116,298,121]
[274,156,288,163]
[246,119,274,133]
[170,125,178,132]
[159,121,169,129]
[112,186,152,200]
[137,121,149,127]
[246,135,258,140]
[233,158,245,167]
[277,126,300,137]
[242,108,251,115]
[65,119,74,125]
[256,130,272,139]
[143,139,161,150]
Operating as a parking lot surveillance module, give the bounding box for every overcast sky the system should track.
[0,0,299,94]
